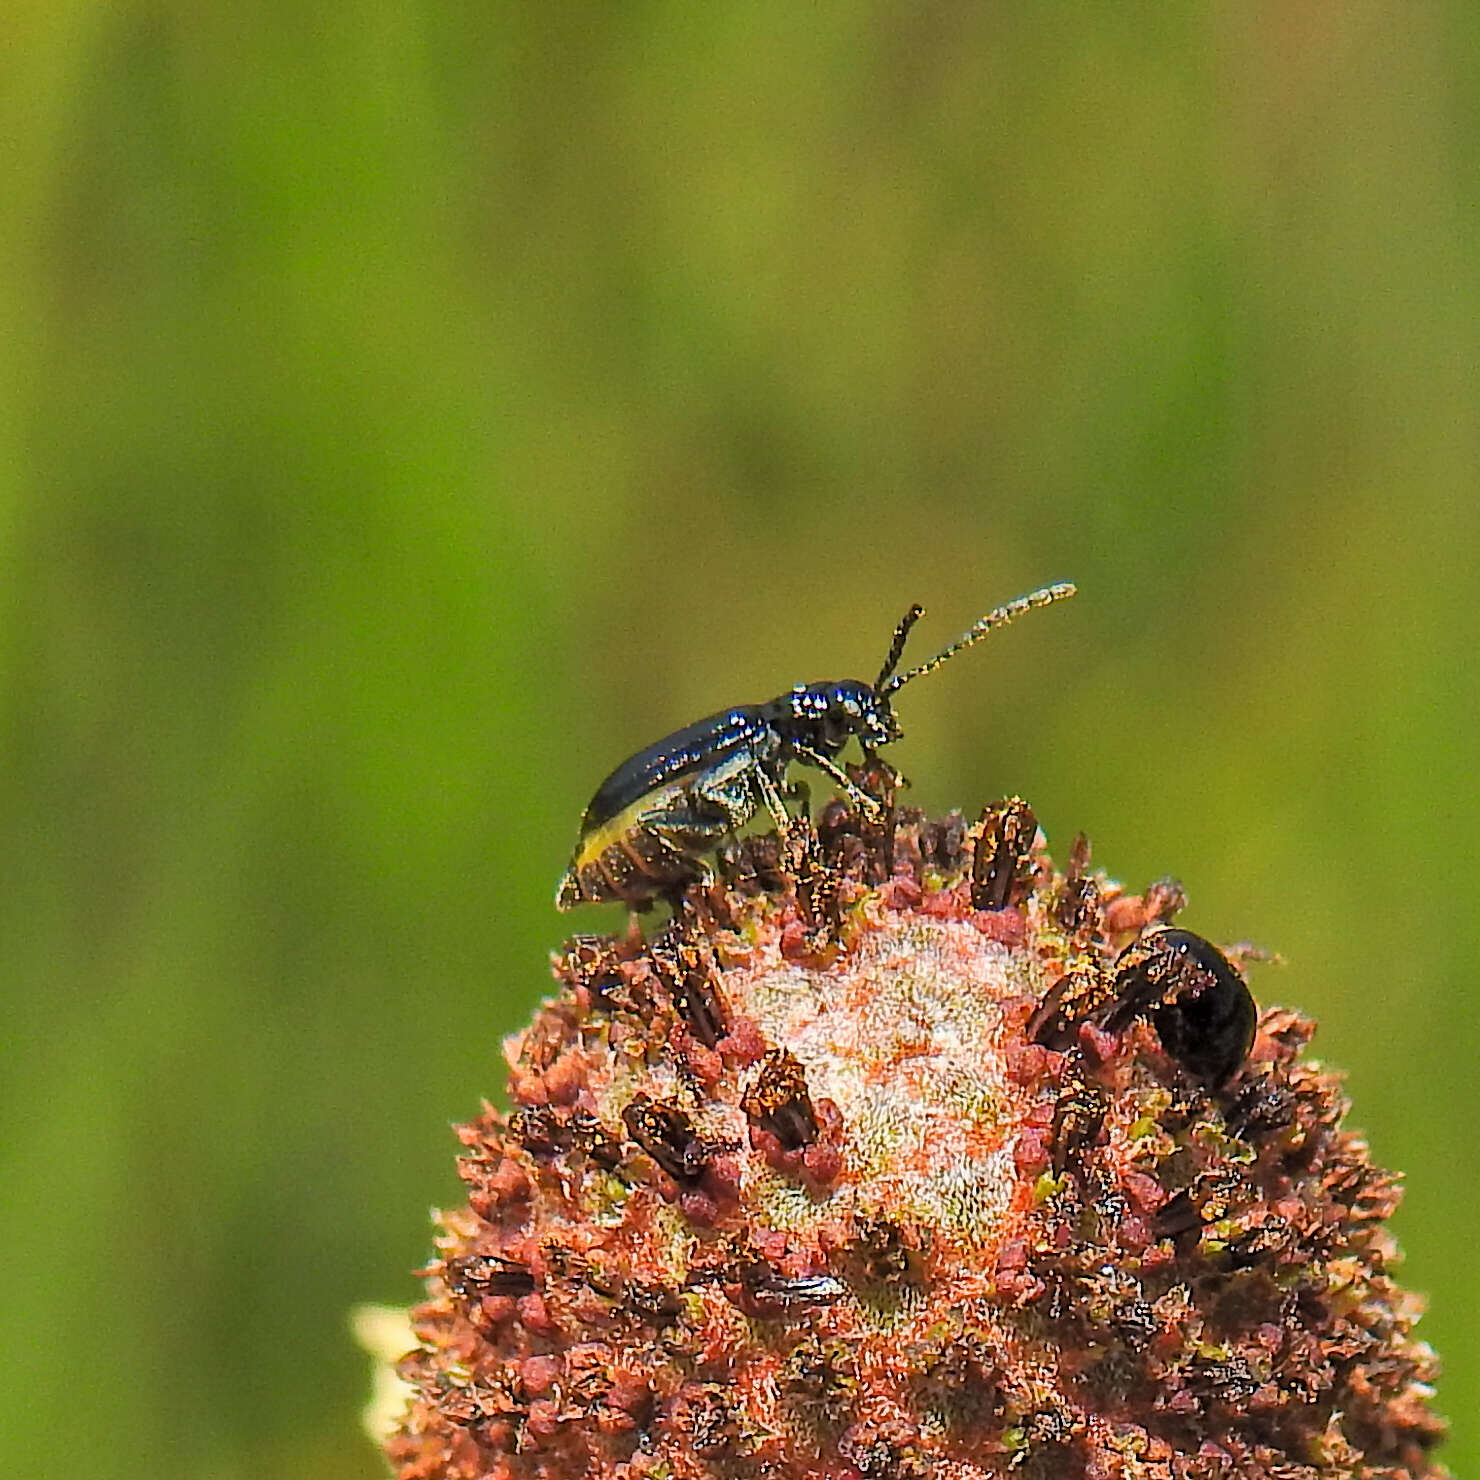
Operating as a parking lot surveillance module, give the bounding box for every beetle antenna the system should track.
[874,604,925,692]
[880,582,1077,695]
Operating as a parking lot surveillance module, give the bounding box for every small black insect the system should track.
[1098,927,1257,1088]
[556,583,1076,910]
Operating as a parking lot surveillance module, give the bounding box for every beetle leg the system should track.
[859,752,908,803]
[751,763,818,876]
[644,822,717,883]
[791,743,886,821]
[751,764,796,839]
[642,807,728,874]
[784,776,812,818]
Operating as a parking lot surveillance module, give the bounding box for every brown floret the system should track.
[389,803,1446,1480]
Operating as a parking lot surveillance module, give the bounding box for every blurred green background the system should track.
[2,4,1474,1476]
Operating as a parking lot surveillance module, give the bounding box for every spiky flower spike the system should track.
[388,800,1445,1480]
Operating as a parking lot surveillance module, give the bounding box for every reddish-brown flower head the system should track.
[387,801,1445,1480]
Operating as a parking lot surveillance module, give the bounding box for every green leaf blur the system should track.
[1,5,1472,1476]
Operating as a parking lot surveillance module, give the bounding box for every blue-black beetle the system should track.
[556,583,1076,910]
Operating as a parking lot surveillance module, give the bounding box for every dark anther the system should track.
[1050,1084,1107,1179]
[884,814,926,883]
[650,926,730,1048]
[1189,1168,1241,1225]
[742,1049,820,1151]
[1186,1351,1259,1404]
[919,810,967,874]
[1152,1189,1203,1241]
[737,1265,848,1315]
[849,1214,913,1284]
[853,755,904,816]
[918,1333,1001,1413]
[621,1094,711,1184]
[541,1242,617,1297]
[1112,1299,1158,1350]
[622,1279,683,1326]
[682,1385,745,1456]
[1143,877,1187,924]
[508,1106,572,1159]
[511,1106,623,1169]
[1020,1408,1081,1457]
[736,833,791,896]
[1098,928,1257,1088]
[781,1337,858,1421]
[971,797,1037,911]
[439,1381,513,1429]
[1027,975,1074,1049]
[562,934,629,1008]
[840,1419,927,1480]
[1225,1075,1296,1142]
[567,1110,624,1170]
[1223,1219,1290,1270]
[1055,832,1100,934]
[443,1254,537,1301]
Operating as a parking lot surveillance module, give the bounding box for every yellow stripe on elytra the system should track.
[572,778,694,873]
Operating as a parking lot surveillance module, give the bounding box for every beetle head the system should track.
[774,680,900,758]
